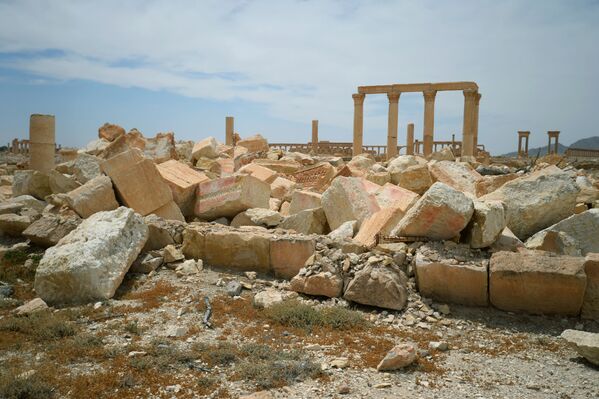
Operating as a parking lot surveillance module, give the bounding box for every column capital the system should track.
[387,92,400,103]
[423,89,437,102]
[352,93,365,105]
[518,130,530,137]
[463,89,478,100]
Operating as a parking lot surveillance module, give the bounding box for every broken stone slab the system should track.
[98,123,126,142]
[525,209,599,256]
[192,136,219,160]
[176,259,202,277]
[575,175,599,204]
[428,160,483,196]
[0,202,22,215]
[489,250,587,315]
[328,220,357,241]
[236,134,269,153]
[560,330,599,366]
[163,244,184,263]
[270,236,315,279]
[270,176,296,201]
[388,155,432,194]
[238,163,278,184]
[279,207,327,235]
[475,173,519,197]
[489,227,524,252]
[22,213,81,247]
[269,198,281,212]
[157,159,210,216]
[253,159,301,174]
[480,166,580,240]
[288,190,322,215]
[374,183,419,211]
[428,147,455,162]
[55,153,102,184]
[150,201,185,222]
[391,182,474,240]
[0,214,34,236]
[415,242,488,306]
[48,170,81,194]
[347,155,375,171]
[8,195,46,213]
[465,200,506,249]
[195,175,270,220]
[290,271,344,298]
[293,162,336,191]
[343,263,408,311]
[130,253,163,274]
[354,207,406,248]
[245,208,283,227]
[65,175,119,219]
[12,170,51,200]
[34,207,148,304]
[376,342,418,371]
[365,170,391,186]
[322,177,380,231]
[203,228,271,273]
[581,253,599,320]
[253,288,284,309]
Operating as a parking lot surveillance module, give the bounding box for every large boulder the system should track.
[465,200,506,249]
[489,250,587,315]
[428,161,483,195]
[98,123,126,142]
[480,166,579,240]
[279,207,327,235]
[374,183,419,211]
[391,182,474,240]
[12,170,51,200]
[22,213,81,247]
[48,170,81,194]
[525,209,599,256]
[322,177,380,230]
[288,190,322,214]
[65,176,119,218]
[55,153,102,184]
[388,155,432,194]
[34,207,149,304]
[192,136,219,160]
[0,214,34,236]
[290,271,344,298]
[343,263,408,310]
[157,160,210,216]
[237,134,269,153]
[270,236,315,279]
[560,330,599,366]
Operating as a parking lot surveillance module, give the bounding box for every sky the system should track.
[0,0,598,154]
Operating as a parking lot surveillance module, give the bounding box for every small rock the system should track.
[429,341,449,351]
[226,280,243,297]
[163,244,184,263]
[330,357,349,369]
[337,384,351,394]
[175,259,202,276]
[166,325,187,337]
[377,342,418,371]
[13,298,48,316]
[561,329,599,366]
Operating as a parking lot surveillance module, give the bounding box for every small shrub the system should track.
[0,311,76,341]
[124,320,141,335]
[264,300,365,331]
[235,358,321,389]
[0,370,54,399]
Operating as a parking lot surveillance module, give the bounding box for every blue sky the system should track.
[1,0,598,153]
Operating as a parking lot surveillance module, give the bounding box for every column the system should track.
[517,133,523,157]
[472,93,481,156]
[311,120,318,152]
[386,92,400,160]
[352,93,365,156]
[525,134,529,155]
[406,123,414,155]
[422,89,436,156]
[547,134,552,155]
[11,139,18,154]
[554,132,559,154]
[29,114,55,173]
[225,116,234,146]
[461,89,477,157]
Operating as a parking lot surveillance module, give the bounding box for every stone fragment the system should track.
[374,183,419,211]
[157,160,210,216]
[288,190,322,214]
[254,159,301,174]
[226,280,243,296]
[13,298,48,316]
[22,213,81,247]
[65,176,119,218]
[354,207,405,248]
[279,207,327,235]
[195,175,270,220]
[489,250,586,315]
[322,177,380,230]
[269,198,281,211]
[48,170,80,194]
[0,214,33,236]
[293,162,336,190]
[192,136,219,160]
[270,177,296,201]
[34,207,149,304]
[290,271,343,298]
[429,147,455,161]
[270,236,315,279]
[466,200,506,248]
[163,244,184,263]
[490,227,524,252]
[55,153,102,184]
[237,134,269,153]
[8,195,46,213]
[150,201,185,222]
[176,259,202,276]
[12,170,51,199]
[130,253,163,274]
[392,182,474,240]
[239,163,278,184]
[575,175,599,204]
[239,391,274,399]
[344,264,408,310]
[560,329,599,366]
[388,155,432,194]
[253,289,284,308]
[376,343,418,371]
[581,253,599,320]
[475,173,518,197]
[98,123,125,142]
[142,131,179,163]
[328,220,357,241]
[481,166,579,240]
[428,161,483,195]
[525,209,599,256]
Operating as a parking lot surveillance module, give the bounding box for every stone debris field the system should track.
[1,118,599,399]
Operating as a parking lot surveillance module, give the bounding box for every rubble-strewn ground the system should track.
[1,240,597,399]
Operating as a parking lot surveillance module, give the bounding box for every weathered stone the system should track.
[376,343,418,371]
[322,177,380,230]
[195,175,270,220]
[175,140,194,161]
[560,330,599,366]
[142,131,178,163]
[203,228,270,273]
[290,271,344,298]
[466,200,506,248]
[8,195,46,212]
[157,160,210,216]
[246,208,283,227]
[237,134,269,153]
[22,213,81,247]
[293,162,336,190]
[429,147,455,161]
[489,251,586,315]
[270,177,296,201]
[328,220,357,241]
[253,289,284,308]
[254,159,301,174]
[163,244,184,263]
[365,170,391,186]
[490,227,524,252]
[575,175,599,204]
[12,170,51,199]
[374,183,419,211]
[48,170,81,194]
[270,236,315,279]
[151,201,185,222]
[239,163,278,184]
[344,264,408,310]
[0,214,33,236]
[525,209,599,256]
[354,207,405,248]
[428,161,483,195]
[65,176,119,219]
[34,207,148,304]
[269,198,281,211]
[130,253,163,274]
[582,253,599,320]
[143,214,184,251]
[388,155,432,194]
[13,298,48,316]
[481,166,579,240]
[176,259,202,277]
[98,123,125,142]
[192,136,219,160]
[475,173,518,197]
[279,207,327,235]
[288,190,322,214]
[55,153,102,184]
[392,182,474,240]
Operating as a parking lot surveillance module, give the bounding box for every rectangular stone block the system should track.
[293,163,336,191]
[375,183,419,211]
[270,236,316,279]
[239,163,278,184]
[582,253,599,320]
[157,160,209,216]
[270,176,296,201]
[203,228,271,273]
[151,200,185,222]
[289,190,322,214]
[354,207,405,248]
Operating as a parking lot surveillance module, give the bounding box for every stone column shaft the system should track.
[473,93,481,156]
[225,116,234,146]
[461,90,477,157]
[311,120,318,152]
[29,114,55,173]
[386,93,400,160]
[352,93,365,156]
[406,123,414,155]
[423,90,436,156]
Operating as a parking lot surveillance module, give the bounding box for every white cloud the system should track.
[0,0,598,152]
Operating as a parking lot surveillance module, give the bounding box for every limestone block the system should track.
[22,213,81,247]
[175,140,194,162]
[288,190,322,214]
[98,123,125,142]
[388,155,432,194]
[269,198,281,211]
[475,174,518,197]
[48,170,80,194]
[143,214,185,251]
[575,175,599,204]
[101,149,173,216]
[489,227,524,252]
[270,236,316,279]
[481,166,579,240]
[560,330,599,366]
[391,182,474,240]
[236,134,269,153]
[293,163,336,191]
[66,176,119,219]
[195,175,270,220]
[365,170,391,186]
[192,136,219,160]
[290,272,343,298]
[239,163,278,184]
[143,132,178,163]
[270,177,296,201]
[347,155,375,171]
[374,183,419,211]
[525,209,599,256]
[466,200,506,249]
[343,264,408,310]
[157,159,209,216]
[354,207,405,248]
[279,207,327,235]
[55,153,102,184]
[581,253,599,320]
[328,220,357,241]
[181,224,208,260]
[150,200,185,222]
[489,250,587,315]
[428,161,483,195]
[280,201,291,216]
[217,158,235,176]
[253,159,301,174]
[322,177,380,230]
[429,147,455,162]
[12,170,51,200]
[0,214,33,236]
[34,207,149,304]
[203,228,271,273]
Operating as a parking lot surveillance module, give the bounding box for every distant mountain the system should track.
[501,143,568,158]
[569,136,599,149]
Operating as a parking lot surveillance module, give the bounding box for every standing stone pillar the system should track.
[352,93,365,156]
[29,114,55,173]
[386,93,400,160]
[311,120,319,152]
[461,89,477,157]
[472,93,481,156]
[406,123,414,155]
[517,131,530,157]
[11,139,18,154]
[422,90,436,156]
[547,131,560,154]
[225,116,234,146]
